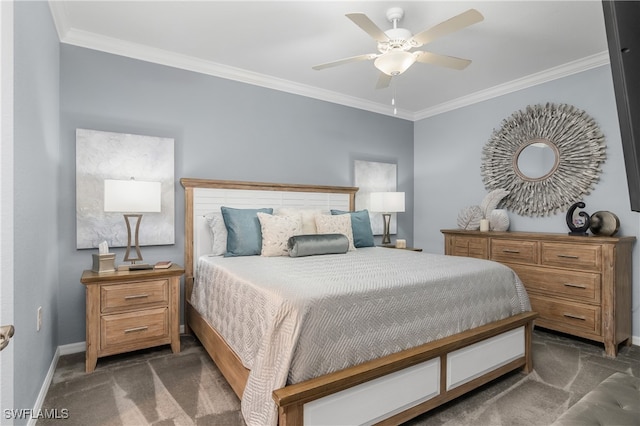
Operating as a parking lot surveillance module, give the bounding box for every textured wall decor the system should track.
[76,129,175,249]
[481,103,606,216]
[354,160,397,235]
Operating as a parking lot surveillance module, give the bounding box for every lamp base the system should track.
[381,213,392,245]
[123,214,144,263]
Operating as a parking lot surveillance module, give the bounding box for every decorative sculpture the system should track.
[566,202,590,236]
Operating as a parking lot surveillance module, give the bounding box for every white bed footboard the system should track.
[273,315,535,426]
[304,357,441,426]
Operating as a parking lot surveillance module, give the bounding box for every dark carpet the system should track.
[39,329,639,425]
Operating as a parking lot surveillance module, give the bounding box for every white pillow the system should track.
[276,208,325,234]
[314,214,356,251]
[204,212,227,256]
[257,212,303,257]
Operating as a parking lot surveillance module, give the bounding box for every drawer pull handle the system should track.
[563,313,586,321]
[124,326,149,334]
[124,294,149,300]
[502,249,520,254]
[564,283,587,289]
[557,254,579,259]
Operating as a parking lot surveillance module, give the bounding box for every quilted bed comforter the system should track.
[191,247,531,426]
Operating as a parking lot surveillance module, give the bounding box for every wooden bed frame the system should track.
[181,178,537,426]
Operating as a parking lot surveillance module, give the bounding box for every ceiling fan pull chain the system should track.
[392,78,398,115]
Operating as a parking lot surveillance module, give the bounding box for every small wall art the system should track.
[354,160,398,235]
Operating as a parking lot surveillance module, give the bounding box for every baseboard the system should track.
[59,341,86,355]
[27,346,62,426]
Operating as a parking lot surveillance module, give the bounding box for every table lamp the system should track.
[370,192,405,245]
[104,178,161,265]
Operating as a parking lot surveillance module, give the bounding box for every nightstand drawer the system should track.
[508,264,600,303]
[101,279,169,313]
[542,243,601,271]
[490,239,538,264]
[530,295,600,336]
[100,307,169,350]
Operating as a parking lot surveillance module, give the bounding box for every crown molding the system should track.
[48,1,70,42]
[55,22,414,120]
[49,1,606,123]
[413,52,611,121]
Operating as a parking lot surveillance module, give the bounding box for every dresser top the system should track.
[440,229,636,244]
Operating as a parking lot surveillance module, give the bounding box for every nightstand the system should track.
[80,264,184,372]
[378,244,423,252]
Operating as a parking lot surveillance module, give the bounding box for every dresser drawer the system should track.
[541,243,601,272]
[100,307,169,351]
[449,236,488,259]
[529,295,600,336]
[101,279,169,313]
[490,239,538,264]
[508,264,600,304]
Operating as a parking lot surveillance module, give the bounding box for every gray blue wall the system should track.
[12,1,640,416]
[414,65,640,340]
[58,44,415,345]
[13,0,60,418]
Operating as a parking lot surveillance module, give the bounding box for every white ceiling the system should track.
[48,1,610,121]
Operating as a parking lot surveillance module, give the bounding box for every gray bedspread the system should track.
[191,247,531,426]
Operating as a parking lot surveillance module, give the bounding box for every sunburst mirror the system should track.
[481,103,606,217]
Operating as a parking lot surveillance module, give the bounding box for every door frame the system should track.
[1,0,15,418]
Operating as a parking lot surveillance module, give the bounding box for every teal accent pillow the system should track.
[221,207,273,257]
[288,234,349,257]
[330,209,375,247]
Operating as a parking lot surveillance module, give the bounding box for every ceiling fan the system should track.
[313,7,484,89]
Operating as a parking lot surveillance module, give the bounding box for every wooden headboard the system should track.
[180,178,358,289]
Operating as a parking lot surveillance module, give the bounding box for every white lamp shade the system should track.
[104,179,161,213]
[370,192,405,213]
[374,51,417,76]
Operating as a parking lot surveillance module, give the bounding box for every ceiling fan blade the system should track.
[312,53,377,70]
[410,9,484,46]
[346,13,390,43]
[415,51,472,70]
[376,73,392,89]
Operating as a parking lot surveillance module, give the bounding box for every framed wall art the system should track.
[75,129,175,249]
[354,160,398,235]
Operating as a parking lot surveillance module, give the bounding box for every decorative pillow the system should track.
[314,214,356,251]
[257,212,302,257]
[288,234,349,257]
[276,208,325,234]
[204,212,227,256]
[330,209,375,248]
[221,207,273,257]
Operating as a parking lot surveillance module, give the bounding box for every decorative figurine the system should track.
[566,202,590,236]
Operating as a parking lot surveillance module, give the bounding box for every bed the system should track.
[181,178,537,426]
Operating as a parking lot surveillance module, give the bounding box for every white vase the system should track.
[489,209,510,231]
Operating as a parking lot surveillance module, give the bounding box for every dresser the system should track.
[80,264,184,372]
[441,230,635,357]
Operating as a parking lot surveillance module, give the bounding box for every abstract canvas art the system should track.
[76,129,175,249]
[354,160,398,235]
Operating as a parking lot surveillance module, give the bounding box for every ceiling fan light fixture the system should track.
[378,28,414,52]
[375,51,416,76]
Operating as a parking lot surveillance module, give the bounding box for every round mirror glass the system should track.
[515,140,559,181]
